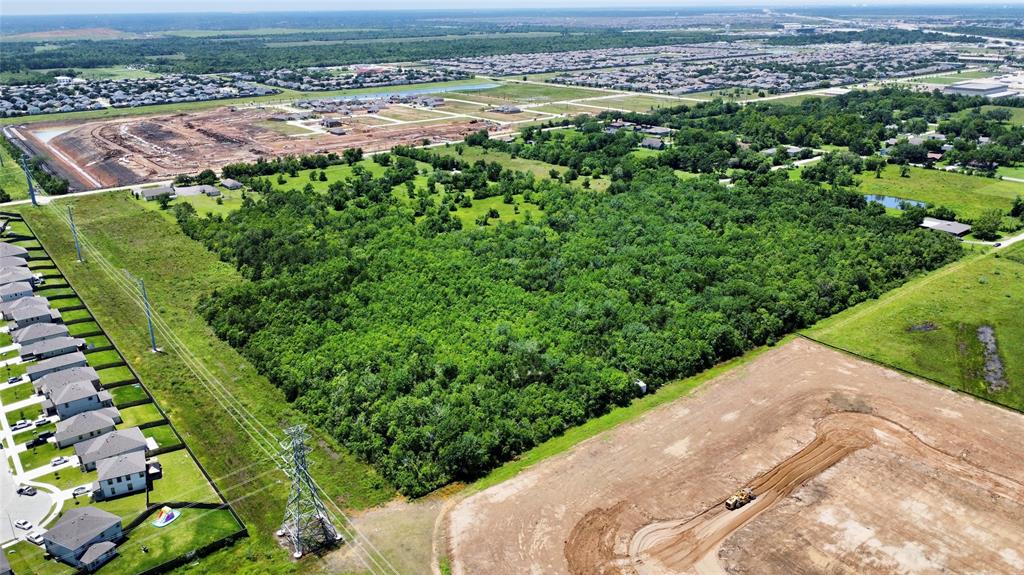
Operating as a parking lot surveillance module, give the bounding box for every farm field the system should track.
[805,241,1024,411]
[447,338,1024,575]
[856,164,1023,220]
[909,69,998,85]
[19,194,396,574]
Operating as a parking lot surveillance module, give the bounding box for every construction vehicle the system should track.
[725,487,755,510]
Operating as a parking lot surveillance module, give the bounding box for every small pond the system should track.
[865,194,927,210]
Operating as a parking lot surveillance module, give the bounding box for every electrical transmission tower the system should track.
[277,424,343,558]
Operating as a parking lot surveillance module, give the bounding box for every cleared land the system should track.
[447,338,1024,575]
[857,164,1023,220]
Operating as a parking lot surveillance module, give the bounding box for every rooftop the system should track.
[75,427,147,466]
[96,450,146,481]
[43,506,120,551]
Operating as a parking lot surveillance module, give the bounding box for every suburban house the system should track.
[0,267,35,287]
[140,186,175,201]
[641,126,673,137]
[220,178,243,190]
[920,217,972,237]
[0,242,29,259]
[94,451,148,500]
[0,281,33,302]
[1,296,51,320]
[640,137,665,150]
[0,256,29,268]
[55,409,120,448]
[45,381,115,420]
[26,351,88,381]
[174,184,221,197]
[12,322,70,346]
[21,336,85,361]
[76,427,148,471]
[11,304,62,329]
[42,507,122,571]
[33,366,100,395]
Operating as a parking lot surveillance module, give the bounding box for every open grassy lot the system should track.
[856,164,1023,220]
[4,541,75,575]
[376,105,450,122]
[433,145,565,179]
[145,423,183,449]
[806,241,1024,410]
[594,94,687,112]
[98,365,136,385]
[909,70,997,85]
[21,195,393,574]
[997,165,1024,180]
[72,67,162,81]
[143,189,255,219]
[981,105,1024,126]
[106,508,241,575]
[0,381,33,404]
[0,138,31,201]
[451,81,607,105]
[253,120,317,136]
[149,449,222,503]
[119,402,165,427]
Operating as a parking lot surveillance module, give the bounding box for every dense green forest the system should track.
[767,29,982,46]
[177,146,961,494]
[0,30,719,75]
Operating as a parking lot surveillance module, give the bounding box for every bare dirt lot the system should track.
[16,106,491,189]
[447,338,1024,575]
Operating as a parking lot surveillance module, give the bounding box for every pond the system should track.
[30,126,74,144]
[865,194,927,210]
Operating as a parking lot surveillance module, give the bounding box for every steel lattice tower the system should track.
[277,425,343,558]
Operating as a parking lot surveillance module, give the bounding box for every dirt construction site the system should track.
[446,338,1024,575]
[9,105,490,189]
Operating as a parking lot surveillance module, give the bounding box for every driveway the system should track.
[0,443,57,545]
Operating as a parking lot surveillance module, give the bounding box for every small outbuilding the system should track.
[920,217,972,237]
[220,178,243,190]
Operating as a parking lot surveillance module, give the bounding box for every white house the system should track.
[94,451,148,500]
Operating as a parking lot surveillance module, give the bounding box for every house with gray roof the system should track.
[94,451,147,500]
[220,178,243,190]
[1,296,50,319]
[26,351,87,381]
[920,217,972,237]
[21,336,85,361]
[640,137,665,150]
[75,427,147,470]
[0,281,33,302]
[174,184,220,197]
[12,322,70,346]
[11,304,62,329]
[45,381,114,420]
[34,366,99,395]
[0,256,29,268]
[0,267,35,288]
[0,242,29,259]
[42,506,122,571]
[139,186,175,201]
[55,408,119,448]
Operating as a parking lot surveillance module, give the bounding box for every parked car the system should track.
[7,376,20,384]
[17,485,37,496]
[14,520,31,530]
[11,420,31,431]
[50,456,68,466]
[37,431,54,440]
[994,242,1002,247]
[34,418,49,427]
[72,486,91,497]
[27,532,45,545]
[25,437,46,449]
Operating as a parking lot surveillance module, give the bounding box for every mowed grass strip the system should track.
[806,242,1024,410]
[21,196,393,563]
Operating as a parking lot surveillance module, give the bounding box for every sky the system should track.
[3,0,1022,16]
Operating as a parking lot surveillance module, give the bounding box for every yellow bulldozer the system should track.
[725,487,756,510]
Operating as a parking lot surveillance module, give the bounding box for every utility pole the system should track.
[19,156,37,206]
[124,270,158,352]
[277,425,342,558]
[68,206,84,263]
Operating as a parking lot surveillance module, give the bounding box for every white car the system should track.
[27,532,44,545]
[11,420,31,431]
[14,520,31,530]
[51,456,69,466]
[72,486,91,497]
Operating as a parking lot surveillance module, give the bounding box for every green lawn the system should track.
[148,449,222,504]
[119,402,165,427]
[86,349,124,367]
[806,241,1024,410]
[101,508,241,575]
[910,70,997,85]
[0,139,31,200]
[34,464,96,490]
[434,145,565,179]
[997,165,1024,180]
[857,165,1023,220]
[5,402,41,426]
[14,420,54,439]
[2,361,29,380]
[17,442,74,472]
[98,366,136,385]
[21,195,393,572]
[110,383,150,405]
[144,189,257,219]
[4,541,76,575]
[0,381,33,404]
[144,423,183,449]
[254,120,316,136]
[68,321,103,336]
[451,81,607,104]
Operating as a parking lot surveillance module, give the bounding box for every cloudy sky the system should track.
[4,0,1019,16]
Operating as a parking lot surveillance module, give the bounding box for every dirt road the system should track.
[446,339,1024,575]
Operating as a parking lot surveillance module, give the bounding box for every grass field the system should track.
[0,139,30,201]
[110,382,149,405]
[5,402,41,427]
[997,166,1024,180]
[0,381,32,404]
[909,70,997,85]
[119,402,166,427]
[857,165,1023,220]
[434,145,565,179]
[806,242,1024,411]
[21,195,394,575]
[451,82,607,104]
[982,105,1024,126]
[71,67,162,81]
[254,120,317,136]
[17,442,74,472]
[596,94,688,112]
